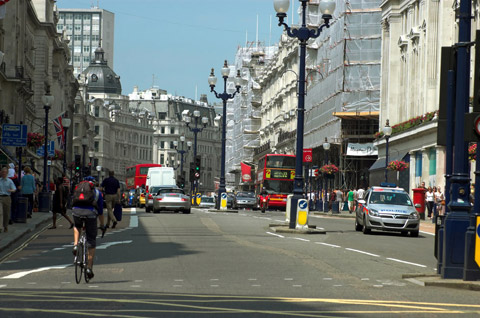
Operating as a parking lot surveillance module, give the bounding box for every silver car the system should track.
[145,185,179,212]
[235,192,256,210]
[152,188,191,214]
[355,186,420,237]
[198,196,215,209]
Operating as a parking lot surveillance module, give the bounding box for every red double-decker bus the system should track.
[125,163,162,190]
[255,154,295,210]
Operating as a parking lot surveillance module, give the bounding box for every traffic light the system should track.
[189,162,195,181]
[194,155,201,180]
[74,154,81,172]
[177,176,185,189]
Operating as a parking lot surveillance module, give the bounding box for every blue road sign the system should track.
[299,200,308,210]
[1,124,27,147]
[221,192,227,199]
[36,141,55,157]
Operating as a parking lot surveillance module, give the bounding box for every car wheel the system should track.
[362,216,371,234]
[410,230,419,237]
[355,217,363,231]
[183,209,191,214]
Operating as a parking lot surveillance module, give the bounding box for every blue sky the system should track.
[57,0,287,101]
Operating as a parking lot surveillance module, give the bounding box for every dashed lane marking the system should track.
[292,237,310,242]
[0,285,6,288]
[266,232,284,238]
[386,258,427,268]
[1,264,71,279]
[345,248,380,258]
[315,242,341,248]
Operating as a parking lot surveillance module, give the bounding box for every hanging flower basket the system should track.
[387,160,409,171]
[27,132,45,148]
[320,164,339,175]
[469,143,477,161]
[53,150,64,161]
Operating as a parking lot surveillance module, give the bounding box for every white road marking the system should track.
[251,284,261,287]
[52,248,64,251]
[315,242,341,248]
[134,280,143,283]
[292,237,310,242]
[293,285,302,287]
[88,285,99,288]
[96,240,132,250]
[420,231,434,236]
[174,279,184,282]
[361,278,370,281]
[61,282,71,284]
[210,279,219,281]
[373,285,384,288]
[26,282,36,285]
[345,248,380,257]
[129,215,138,228]
[130,209,136,215]
[266,232,284,238]
[1,264,71,279]
[210,285,219,287]
[386,258,427,268]
[248,278,257,281]
[334,285,343,287]
[323,278,333,280]
[3,260,19,264]
[130,285,141,288]
[0,285,6,288]
[284,278,293,281]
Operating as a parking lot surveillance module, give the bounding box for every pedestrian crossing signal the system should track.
[194,155,201,180]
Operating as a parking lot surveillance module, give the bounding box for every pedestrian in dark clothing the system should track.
[100,170,120,228]
[49,177,74,229]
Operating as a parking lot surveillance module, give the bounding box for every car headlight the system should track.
[369,209,379,217]
[409,212,420,220]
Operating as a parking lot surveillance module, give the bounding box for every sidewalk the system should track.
[0,212,52,254]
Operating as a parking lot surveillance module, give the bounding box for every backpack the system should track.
[72,181,98,208]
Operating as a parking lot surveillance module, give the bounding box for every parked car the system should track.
[227,193,236,209]
[199,196,215,209]
[146,185,179,212]
[152,188,191,214]
[235,191,256,210]
[355,186,420,237]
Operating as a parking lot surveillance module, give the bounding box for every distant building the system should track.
[57,7,115,78]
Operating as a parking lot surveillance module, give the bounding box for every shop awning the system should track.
[369,152,408,171]
[332,111,379,120]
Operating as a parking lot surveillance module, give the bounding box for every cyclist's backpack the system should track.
[72,181,97,207]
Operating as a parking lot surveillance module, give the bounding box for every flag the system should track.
[0,0,10,19]
[241,162,252,183]
[52,112,66,149]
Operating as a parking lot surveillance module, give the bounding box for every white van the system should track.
[146,167,176,191]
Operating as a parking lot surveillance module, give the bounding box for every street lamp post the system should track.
[88,150,94,177]
[382,120,392,183]
[96,165,102,183]
[81,137,88,180]
[208,61,242,209]
[62,117,71,177]
[184,110,209,202]
[38,91,55,212]
[323,138,330,212]
[174,136,192,182]
[274,0,335,228]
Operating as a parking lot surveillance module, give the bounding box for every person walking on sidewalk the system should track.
[425,186,435,219]
[347,189,355,214]
[100,170,120,229]
[50,176,74,229]
[20,166,36,218]
[0,167,16,232]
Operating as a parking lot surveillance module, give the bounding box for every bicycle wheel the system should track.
[83,243,90,283]
[74,241,84,284]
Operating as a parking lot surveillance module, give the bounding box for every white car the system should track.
[355,186,420,237]
[198,196,215,209]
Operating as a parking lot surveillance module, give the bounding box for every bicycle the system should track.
[74,219,106,284]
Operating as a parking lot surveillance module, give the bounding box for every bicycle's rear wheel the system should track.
[84,243,90,283]
[74,242,84,284]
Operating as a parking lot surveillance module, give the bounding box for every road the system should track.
[0,207,479,317]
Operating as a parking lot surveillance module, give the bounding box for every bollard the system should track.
[296,199,309,230]
[316,199,323,212]
[16,196,28,223]
[332,201,340,213]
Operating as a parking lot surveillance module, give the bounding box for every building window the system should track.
[94,106,99,117]
[170,141,174,149]
[94,141,99,152]
[94,125,100,135]
[74,25,81,32]
[74,146,79,155]
[74,123,79,136]
[161,127,165,134]
[415,152,422,177]
[74,104,79,113]
[158,112,166,120]
[160,154,164,165]
[83,46,90,53]
[160,141,165,149]
[429,148,436,175]
[170,127,175,134]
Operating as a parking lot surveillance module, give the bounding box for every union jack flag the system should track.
[52,112,65,149]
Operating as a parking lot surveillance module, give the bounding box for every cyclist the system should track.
[72,176,105,280]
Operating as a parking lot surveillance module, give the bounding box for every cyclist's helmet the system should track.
[84,176,96,182]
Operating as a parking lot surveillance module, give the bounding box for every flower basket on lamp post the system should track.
[469,143,476,161]
[320,164,339,178]
[387,160,409,172]
[27,132,45,148]
[53,150,64,161]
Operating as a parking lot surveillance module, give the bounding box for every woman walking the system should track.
[425,186,435,219]
[20,166,36,218]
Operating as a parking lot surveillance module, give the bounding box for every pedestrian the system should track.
[347,188,355,214]
[357,187,365,201]
[8,164,20,224]
[0,167,16,232]
[425,186,435,219]
[20,166,36,218]
[435,187,445,216]
[100,170,120,229]
[72,176,106,280]
[50,176,74,229]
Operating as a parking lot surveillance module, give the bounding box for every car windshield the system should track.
[237,192,254,198]
[369,192,412,206]
[159,189,184,195]
[202,197,214,203]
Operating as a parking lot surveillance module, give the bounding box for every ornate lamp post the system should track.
[382,119,392,183]
[274,0,335,228]
[209,61,242,209]
[174,135,192,181]
[62,117,71,177]
[96,165,102,183]
[88,150,94,177]
[184,110,209,201]
[38,90,54,212]
[81,137,88,180]
[322,137,330,212]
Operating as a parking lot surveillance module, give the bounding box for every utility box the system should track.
[285,194,293,223]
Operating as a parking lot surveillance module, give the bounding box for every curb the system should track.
[402,274,480,291]
[0,213,52,254]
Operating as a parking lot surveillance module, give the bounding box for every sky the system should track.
[57,0,288,102]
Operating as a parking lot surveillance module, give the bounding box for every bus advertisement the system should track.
[125,163,162,190]
[256,154,295,209]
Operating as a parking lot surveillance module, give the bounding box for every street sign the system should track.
[1,124,27,147]
[303,148,312,163]
[476,216,480,268]
[36,141,55,157]
[296,199,309,229]
[220,192,228,210]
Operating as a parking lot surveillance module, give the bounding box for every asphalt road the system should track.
[0,207,479,318]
